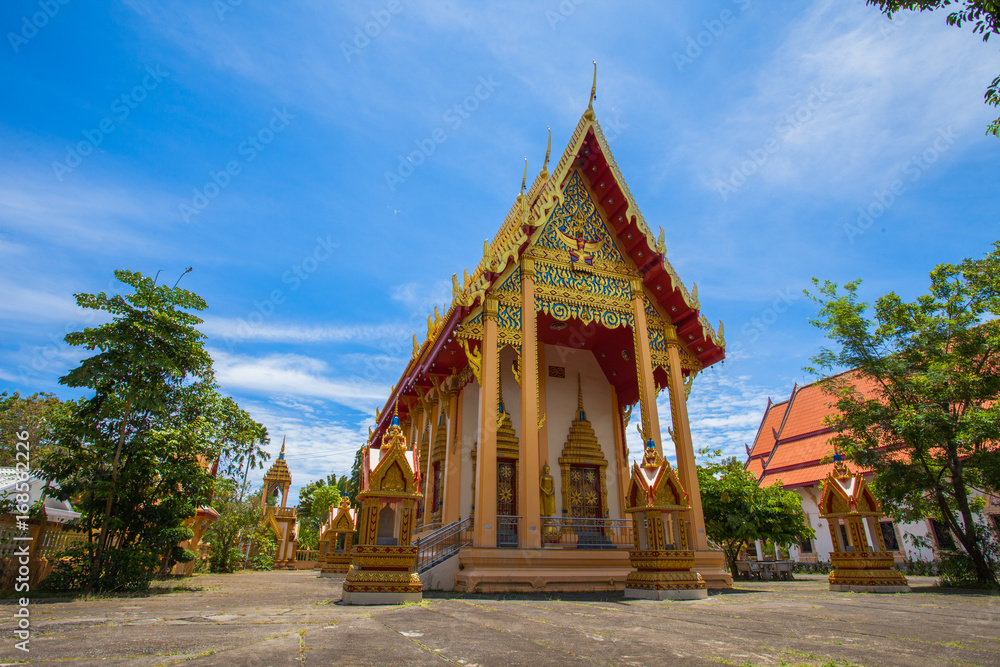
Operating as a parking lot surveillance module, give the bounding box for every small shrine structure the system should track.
[341,412,424,605]
[818,456,910,593]
[319,496,357,576]
[623,440,707,600]
[261,438,298,570]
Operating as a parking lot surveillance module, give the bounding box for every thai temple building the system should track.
[365,68,731,592]
[742,373,1000,563]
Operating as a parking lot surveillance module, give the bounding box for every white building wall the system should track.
[541,344,622,520]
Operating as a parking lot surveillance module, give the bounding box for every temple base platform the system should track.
[828,553,909,593]
[454,547,731,593]
[624,587,708,600]
[340,590,422,605]
[830,584,911,593]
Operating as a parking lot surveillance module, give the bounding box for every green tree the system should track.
[0,391,68,467]
[204,479,273,573]
[40,269,264,592]
[806,243,1000,587]
[295,476,342,548]
[698,449,814,577]
[868,1,1000,137]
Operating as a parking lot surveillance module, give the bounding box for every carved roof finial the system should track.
[279,435,286,460]
[585,60,597,121]
[520,157,528,195]
[540,126,552,180]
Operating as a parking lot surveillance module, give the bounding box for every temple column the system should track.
[666,343,708,550]
[422,396,440,526]
[442,383,462,524]
[610,387,629,518]
[474,296,499,548]
[631,280,663,455]
[519,260,541,548]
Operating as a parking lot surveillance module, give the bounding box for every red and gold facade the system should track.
[341,414,424,605]
[319,496,357,576]
[623,442,707,599]
[364,69,731,592]
[818,457,910,593]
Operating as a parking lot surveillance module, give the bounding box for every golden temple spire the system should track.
[540,126,551,180]
[577,373,585,418]
[279,435,286,460]
[584,60,597,121]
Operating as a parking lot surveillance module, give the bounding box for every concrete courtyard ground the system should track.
[0,570,997,666]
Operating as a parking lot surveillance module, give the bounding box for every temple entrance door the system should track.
[569,465,606,548]
[569,465,601,518]
[497,459,518,548]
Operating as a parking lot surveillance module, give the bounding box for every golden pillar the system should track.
[519,260,542,548]
[442,384,462,524]
[666,344,708,550]
[631,280,663,455]
[474,296,499,547]
[610,386,629,518]
[422,396,441,526]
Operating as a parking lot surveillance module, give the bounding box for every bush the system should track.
[42,545,160,593]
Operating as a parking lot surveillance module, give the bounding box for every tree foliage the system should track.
[204,479,275,573]
[806,242,1000,587]
[295,475,344,549]
[0,391,68,467]
[40,269,267,592]
[868,0,1000,137]
[697,449,814,576]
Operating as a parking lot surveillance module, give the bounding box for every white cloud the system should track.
[210,348,389,411]
[200,315,410,344]
[685,0,998,198]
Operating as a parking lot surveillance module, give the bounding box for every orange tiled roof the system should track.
[765,432,836,471]
[749,400,788,457]
[748,372,888,488]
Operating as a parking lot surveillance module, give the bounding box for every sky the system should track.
[2,0,998,500]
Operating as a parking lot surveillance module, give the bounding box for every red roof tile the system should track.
[766,432,837,471]
[749,400,788,458]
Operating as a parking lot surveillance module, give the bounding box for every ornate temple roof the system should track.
[370,66,727,445]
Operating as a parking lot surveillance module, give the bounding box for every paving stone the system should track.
[0,570,996,666]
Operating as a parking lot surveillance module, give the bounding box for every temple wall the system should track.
[459,378,479,519]
[541,343,623,520]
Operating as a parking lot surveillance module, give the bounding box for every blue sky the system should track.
[2,0,998,498]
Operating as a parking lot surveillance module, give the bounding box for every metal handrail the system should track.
[541,516,633,549]
[414,517,474,573]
